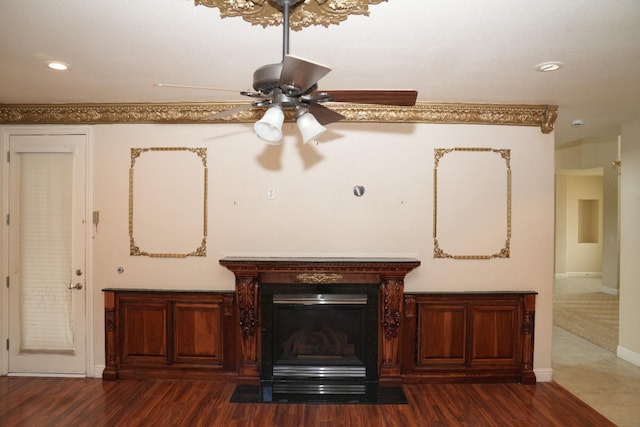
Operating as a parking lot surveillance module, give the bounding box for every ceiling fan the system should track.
[155,0,417,144]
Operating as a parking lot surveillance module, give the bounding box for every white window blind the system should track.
[18,152,74,352]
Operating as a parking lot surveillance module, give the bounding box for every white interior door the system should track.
[7,134,87,375]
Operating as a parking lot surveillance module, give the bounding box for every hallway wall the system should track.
[555,138,619,294]
[619,118,640,365]
[555,174,603,274]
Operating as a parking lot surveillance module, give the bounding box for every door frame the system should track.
[0,126,95,377]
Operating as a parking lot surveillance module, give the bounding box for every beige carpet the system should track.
[553,278,619,353]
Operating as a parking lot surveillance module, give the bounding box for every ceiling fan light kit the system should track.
[296,111,327,144]
[254,105,285,143]
[157,0,417,144]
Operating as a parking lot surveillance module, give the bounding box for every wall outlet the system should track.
[267,187,276,200]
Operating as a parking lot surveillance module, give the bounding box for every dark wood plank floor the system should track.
[0,377,614,426]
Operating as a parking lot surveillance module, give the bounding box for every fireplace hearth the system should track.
[260,283,379,402]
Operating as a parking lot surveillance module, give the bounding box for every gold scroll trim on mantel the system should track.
[0,103,558,134]
[296,273,344,284]
[195,0,386,30]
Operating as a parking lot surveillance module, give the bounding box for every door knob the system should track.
[68,282,83,290]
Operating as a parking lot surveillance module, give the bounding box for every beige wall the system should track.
[555,138,619,291]
[1,121,557,379]
[556,138,618,171]
[555,175,603,274]
[554,174,568,274]
[92,122,556,378]
[619,118,640,364]
[601,163,621,292]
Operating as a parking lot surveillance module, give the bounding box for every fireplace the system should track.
[260,283,378,402]
[218,257,421,402]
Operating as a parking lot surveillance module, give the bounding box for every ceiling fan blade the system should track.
[153,83,242,93]
[279,54,331,94]
[318,90,418,106]
[203,104,254,120]
[308,103,346,126]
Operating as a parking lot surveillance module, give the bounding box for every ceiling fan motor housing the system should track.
[253,63,282,94]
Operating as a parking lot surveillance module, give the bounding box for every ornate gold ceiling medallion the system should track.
[195,0,387,30]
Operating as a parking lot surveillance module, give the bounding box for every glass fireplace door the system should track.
[260,283,379,402]
[273,294,367,379]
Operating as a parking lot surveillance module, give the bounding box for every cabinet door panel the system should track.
[174,302,223,364]
[417,304,467,366]
[470,304,518,364]
[120,301,168,363]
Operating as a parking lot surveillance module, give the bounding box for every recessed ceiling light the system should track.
[571,119,584,127]
[47,61,70,71]
[534,61,563,72]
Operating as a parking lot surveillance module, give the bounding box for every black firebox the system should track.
[260,282,379,402]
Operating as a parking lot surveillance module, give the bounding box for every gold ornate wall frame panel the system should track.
[195,0,386,30]
[433,147,511,260]
[0,103,558,134]
[129,147,208,258]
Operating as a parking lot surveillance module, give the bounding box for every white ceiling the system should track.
[1,0,639,145]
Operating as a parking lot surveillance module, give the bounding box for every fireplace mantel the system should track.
[219,257,421,385]
[218,256,421,274]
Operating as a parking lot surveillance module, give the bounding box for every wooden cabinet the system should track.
[119,299,168,365]
[173,302,224,364]
[401,292,536,384]
[416,303,468,366]
[103,289,237,381]
[102,286,536,384]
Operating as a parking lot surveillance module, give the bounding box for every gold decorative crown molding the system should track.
[195,0,386,30]
[0,102,557,133]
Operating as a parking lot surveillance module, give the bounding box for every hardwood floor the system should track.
[0,377,613,426]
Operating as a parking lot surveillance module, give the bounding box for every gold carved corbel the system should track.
[381,278,403,339]
[237,276,259,339]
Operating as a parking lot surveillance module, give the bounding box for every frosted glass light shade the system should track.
[254,106,284,144]
[296,112,327,143]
